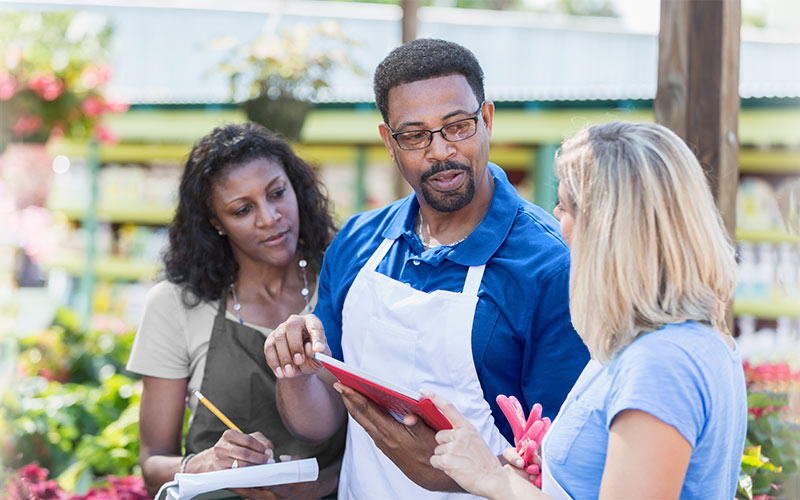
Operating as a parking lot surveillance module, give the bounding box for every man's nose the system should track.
[425,130,457,162]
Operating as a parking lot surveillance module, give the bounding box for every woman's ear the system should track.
[209,217,224,236]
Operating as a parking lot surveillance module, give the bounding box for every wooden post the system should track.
[655,0,741,333]
[655,0,741,236]
[402,0,420,44]
[390,0,421,201]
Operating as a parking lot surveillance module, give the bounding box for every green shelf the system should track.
[736,229,800,244]
[49,202,175,225]
[739,149,800,174]
[734,299,800,319]
[45,255,161,282]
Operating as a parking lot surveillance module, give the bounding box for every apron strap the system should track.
[364,238,395,272]
[462,265,485,297]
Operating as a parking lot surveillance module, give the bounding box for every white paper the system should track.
[155,458,319,500]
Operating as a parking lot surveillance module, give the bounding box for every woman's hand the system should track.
[265,314,329,379]
[425,390,508,498]
[502,447,542,486]
[189,430,274,472]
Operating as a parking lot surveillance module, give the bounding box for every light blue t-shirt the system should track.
[544,321,747,500]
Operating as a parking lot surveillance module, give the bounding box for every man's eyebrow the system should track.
[395,108,474,130]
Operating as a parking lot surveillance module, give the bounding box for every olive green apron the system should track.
[185,289,346,471]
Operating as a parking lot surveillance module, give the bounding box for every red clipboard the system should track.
[314,353,453,431]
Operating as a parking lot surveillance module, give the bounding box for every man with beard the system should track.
[264,38,589,499]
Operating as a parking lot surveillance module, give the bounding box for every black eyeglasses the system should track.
[388,102,485,151]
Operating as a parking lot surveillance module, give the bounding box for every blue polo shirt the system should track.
[316,163,590,443]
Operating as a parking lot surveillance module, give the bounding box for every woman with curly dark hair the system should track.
[127,122,345,499]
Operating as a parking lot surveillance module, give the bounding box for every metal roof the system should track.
[2,0,799,104]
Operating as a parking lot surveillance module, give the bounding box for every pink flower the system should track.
[81,95,104,118]
[12,114,43,136]
[28,74,65,101]
[94,123,118,144]
[81,65,112,89]
[104,99,129,113]
[50,123,65,140]
[0,73,16,100]
[20,463,49,482]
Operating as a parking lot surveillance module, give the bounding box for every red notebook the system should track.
[314,353,453,431]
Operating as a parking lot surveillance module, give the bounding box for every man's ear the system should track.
[378,122,398,164]
[481,100,495,137]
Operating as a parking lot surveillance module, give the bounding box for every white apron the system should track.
[541,359,603,500]
[338,237,511,500]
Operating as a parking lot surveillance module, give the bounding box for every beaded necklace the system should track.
[229,259,311,325]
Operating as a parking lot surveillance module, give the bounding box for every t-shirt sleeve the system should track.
[522,265,590,421]
[316,233,344,361]
[126,281,192,379]
[605,340,707,448]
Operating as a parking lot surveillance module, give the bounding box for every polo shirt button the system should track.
[413,260,420,266]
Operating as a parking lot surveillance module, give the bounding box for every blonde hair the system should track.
[555,121,737,363]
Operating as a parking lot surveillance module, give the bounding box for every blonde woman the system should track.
[426,121,747,500]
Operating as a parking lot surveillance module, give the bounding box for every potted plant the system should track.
[214,20,360,140]
[0,11,126,207]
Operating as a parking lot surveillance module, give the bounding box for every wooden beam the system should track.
[389,0,421,201]
[655,0,741,236]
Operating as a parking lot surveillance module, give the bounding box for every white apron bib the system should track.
[541,359,603,500]
[338,237,511,500]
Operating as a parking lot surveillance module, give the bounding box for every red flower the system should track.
[93,123,118,144]
[20,463,49,482]
[81,65,112,89]
[0,73,16,100]
[104,99,129,113]
[12,114,43,136]
[81,95,104,118]
[28,74,65,101]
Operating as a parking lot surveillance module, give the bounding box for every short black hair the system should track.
[373,38,485,123]
[163,122,336,307]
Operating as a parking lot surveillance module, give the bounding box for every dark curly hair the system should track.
[163,122,337,307]
[373,38,485,123]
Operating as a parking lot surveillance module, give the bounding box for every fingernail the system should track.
[313,341,324,351]
[285,364,294,377]
[267,457,275,464]
[515,458,524,467]
[276,366,283,378]
[279,455,292,462]
[333,382,343,394]
[293,353,303,364]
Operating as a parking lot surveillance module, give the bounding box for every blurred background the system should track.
[0,1,798,499]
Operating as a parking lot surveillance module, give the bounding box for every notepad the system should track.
[154,458,319,500]
[315,352,453,431]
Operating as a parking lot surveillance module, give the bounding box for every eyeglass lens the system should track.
[395,117,478,150]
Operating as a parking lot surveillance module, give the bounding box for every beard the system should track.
[419,160,476,213]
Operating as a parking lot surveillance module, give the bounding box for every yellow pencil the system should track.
[194,390,243,433]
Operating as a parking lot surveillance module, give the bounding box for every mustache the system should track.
[420,160,471,183]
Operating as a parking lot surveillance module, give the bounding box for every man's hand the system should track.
[334,382,463,492]
[265,314,329,379]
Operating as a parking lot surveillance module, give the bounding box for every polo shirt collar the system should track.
[380,163,517,266]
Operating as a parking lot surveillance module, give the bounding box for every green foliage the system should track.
[213,20,361,102]
[737,389,800,500]
[0,308,142,492]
